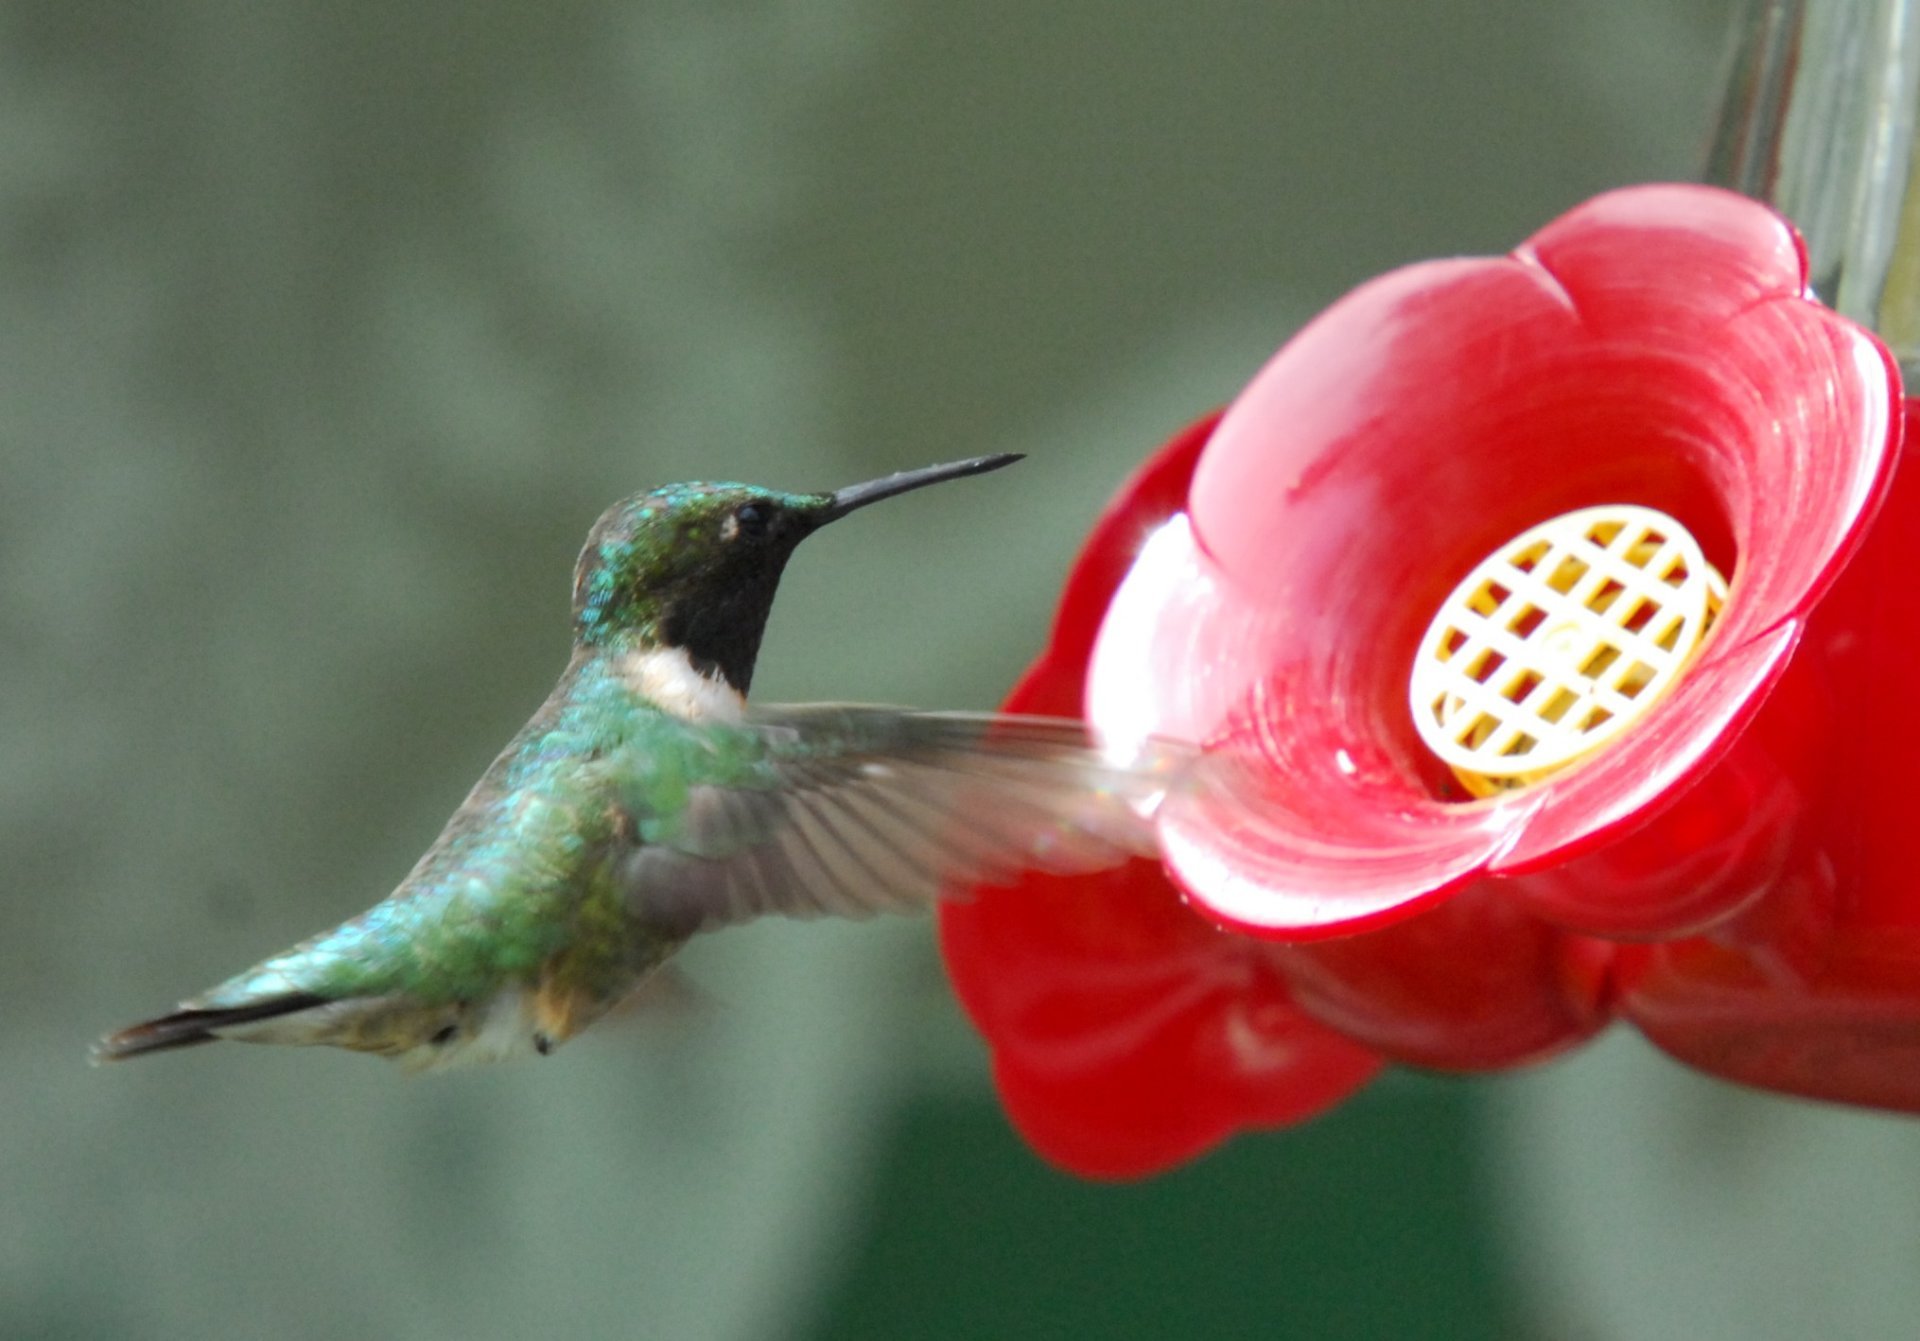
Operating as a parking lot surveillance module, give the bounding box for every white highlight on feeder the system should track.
[1409,504,1728,797]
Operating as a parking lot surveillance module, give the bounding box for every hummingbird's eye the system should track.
[731,502,772,540]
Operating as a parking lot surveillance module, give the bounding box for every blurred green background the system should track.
[13,2,1920,1338]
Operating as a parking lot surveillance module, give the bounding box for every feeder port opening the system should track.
[1408,504,1728,798]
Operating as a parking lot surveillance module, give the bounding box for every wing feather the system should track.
[611,706,1185,933]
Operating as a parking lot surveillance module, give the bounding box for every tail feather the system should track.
[92,993,332,1063]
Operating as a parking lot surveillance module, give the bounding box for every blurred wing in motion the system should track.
[618,707,1188,934]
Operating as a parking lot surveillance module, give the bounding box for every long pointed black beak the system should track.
[817,453,1023,524]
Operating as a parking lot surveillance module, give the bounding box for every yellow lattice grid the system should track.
[1410,505,1727,797]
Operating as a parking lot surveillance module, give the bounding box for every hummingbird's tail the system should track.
[91,993,331,1063]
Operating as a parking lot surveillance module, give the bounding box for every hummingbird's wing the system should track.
[612,707,1186,934]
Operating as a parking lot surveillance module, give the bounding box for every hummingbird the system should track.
[97,454,1179,1071]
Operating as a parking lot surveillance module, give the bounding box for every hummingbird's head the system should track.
[570,454,1020,693]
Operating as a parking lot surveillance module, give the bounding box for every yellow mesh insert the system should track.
[1410,505,1727,797]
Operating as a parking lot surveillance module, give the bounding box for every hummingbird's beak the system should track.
[817,453,1023,524]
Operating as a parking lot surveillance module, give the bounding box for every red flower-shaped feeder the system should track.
[945,183,1920,1172]
[1093,184,1897,945]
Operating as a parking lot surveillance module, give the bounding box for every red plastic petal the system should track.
[1625,930,1920,1112]
[1150,651,1534,937]
[1273,880,1615,1070]
[960,856,1380,1180]
[1520,182,1808,333]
